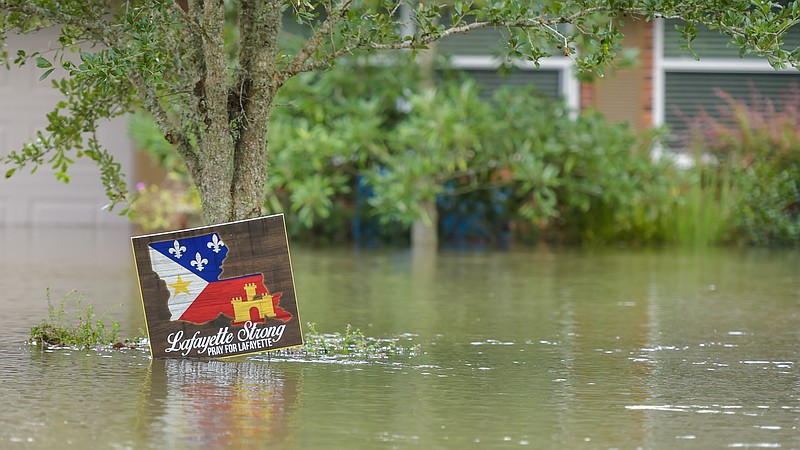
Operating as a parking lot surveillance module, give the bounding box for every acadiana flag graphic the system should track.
[148,232,292,325]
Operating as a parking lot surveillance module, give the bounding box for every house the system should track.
[1,17,797,228]
[440,18,800,136]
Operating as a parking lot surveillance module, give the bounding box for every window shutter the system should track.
[663,19,800,59]
[439,27,507,56]
[460,69,560,100]
[665,72,800,136]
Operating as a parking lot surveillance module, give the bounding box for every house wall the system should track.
[580,19,653,131]
[0,30,133,228]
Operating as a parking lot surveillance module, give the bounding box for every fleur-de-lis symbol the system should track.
[207,234,225,254]
[168,240,186,259]
[190,252,208,271]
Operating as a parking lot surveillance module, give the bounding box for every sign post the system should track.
[131,214,302,358]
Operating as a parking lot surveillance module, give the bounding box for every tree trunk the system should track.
[195,137,235,225]
[192,0,235,225]
[194,130,271,226]
[194,113,273,226]
[193,0,281,226]
[412,197,438,248]
[231,0,281,223]
[231,128,270,221]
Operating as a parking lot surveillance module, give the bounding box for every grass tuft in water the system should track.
[275,322,419,359]
[666,157,739,247]
[29,289,122,349]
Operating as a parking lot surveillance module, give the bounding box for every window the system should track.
[437,20,578,108]
[655,19,800,138]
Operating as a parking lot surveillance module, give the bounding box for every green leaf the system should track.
[39,68,55,81]
[4,168,16,179]
[35,57,52,68]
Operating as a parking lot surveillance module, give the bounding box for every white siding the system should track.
[0,30,133,228]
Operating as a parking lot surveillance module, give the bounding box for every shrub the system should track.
[266,56,419,243]
[492,87,676,245]
[680,87,800,246]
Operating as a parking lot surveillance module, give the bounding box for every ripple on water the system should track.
[727,444,782,448]
[470,339,515,346]
[624,401,800,427]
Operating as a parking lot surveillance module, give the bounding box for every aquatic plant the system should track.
[275,322,419,359]
[29,289,121,349]
[28,294,418,359]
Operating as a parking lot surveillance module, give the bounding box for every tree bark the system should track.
[195,0,235,225]
[231,0,282,222]
[192,0,282,226]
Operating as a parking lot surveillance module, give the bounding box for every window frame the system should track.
[652,18,798,129]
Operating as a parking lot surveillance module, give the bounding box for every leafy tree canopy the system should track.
[1,0,799,224]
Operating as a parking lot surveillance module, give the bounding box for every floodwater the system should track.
[0,227,798,449]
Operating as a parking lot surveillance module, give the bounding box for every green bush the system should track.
[491,88,675,244]
[365,80,495,226]
[266,55,419,243]
[661,153,740,247]
[269,57,681,246]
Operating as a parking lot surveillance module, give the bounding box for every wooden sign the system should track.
[131,214,303,358]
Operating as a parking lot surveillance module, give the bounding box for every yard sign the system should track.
[132,214,303,358]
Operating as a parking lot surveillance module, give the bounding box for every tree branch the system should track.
[168,0,207,38]
[0,1,123,47]
[275,0,356,88]
[127,70,199,175]
[200,0,230,134]
[157,2,205,145]
[278,3,799,79]
[277,5,609,78]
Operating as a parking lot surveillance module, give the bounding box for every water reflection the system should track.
[140,359,303,449]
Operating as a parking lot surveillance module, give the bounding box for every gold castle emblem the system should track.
[231,282,278,324]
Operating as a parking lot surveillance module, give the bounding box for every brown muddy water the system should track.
[0,227,799,449]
